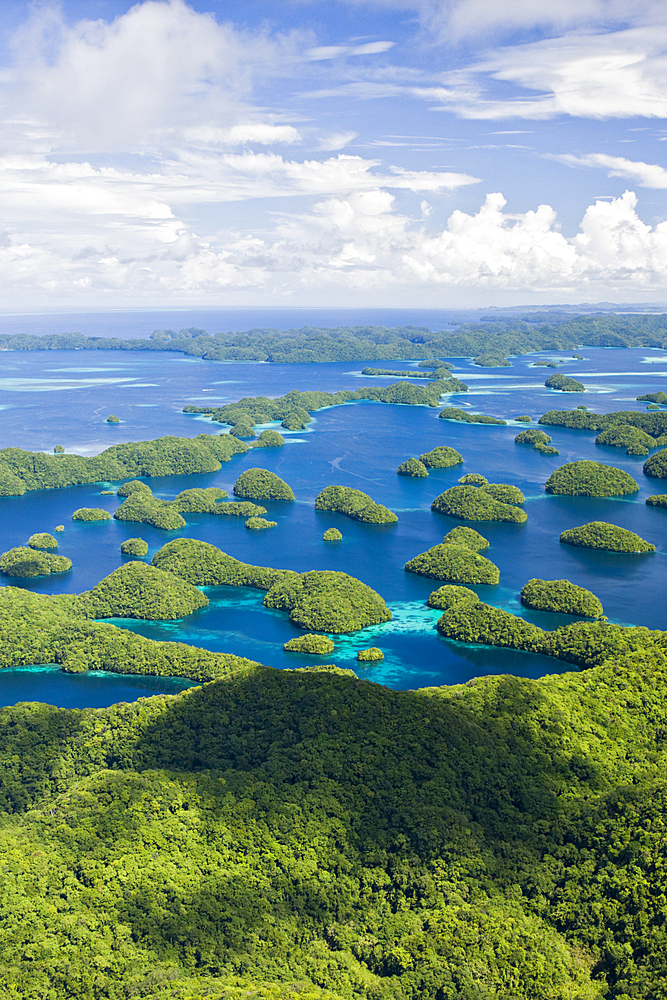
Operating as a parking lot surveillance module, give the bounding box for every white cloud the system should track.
[184,124,302,147]
[423,25,667,119]
[318,131,358,150]
[305,40,395,60]
[553,153,667,188]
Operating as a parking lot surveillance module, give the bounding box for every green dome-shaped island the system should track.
[27,532,58,550]
[397,457,428,477]
[426,584,479,610]
[252,429,285,448]
[315,485,397,524]
[545,461,639,497]
[233,468,295,501]
[357,647,384,662]
[171,487,228,513]
[284,634,335,654]
[419,445,463,469]
[120,538,149,557]
[405,542,499,585]
[644,449,667,479]
[560,521,655,553]
[245,517,277,530]
[80,562,208,620]
[442,526,490,551]
[0,547,72,578]
[432,485,527,523]
[323,527,342,541]
[458,473,488,486]
[72,508,111,522]
[520,578,604,618]
[116,479,151,497]
[114,490,186,531]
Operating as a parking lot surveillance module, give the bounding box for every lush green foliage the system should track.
[418,445,463,468]
[245,517,277,530]
[152,538,289,590]
[55,524,64,532]
[106,414,120,423]
[53,444,65,453]
[117,479,151,497]
[637,391,667,403]
[315,485,398,524]
[480,483,525,504]
[431,485,528,523]
[458,473,488,485]
[72,507,111,521]
[263,570,392,633]
[284,634,336,654]
[211,501,268,517]
[545,373,585,391]
[233,468,295,502]
[644,448,667,479]
[534,442,560,455]
[0,433,248,497]
[515,428,551,444]
[251,429,285,448]
[397,457,428,477]
[80,562,208,620]
[439,406,507,425]
[520,578,604,618]
[442,526,489,551]
[426,583,479,610]
[405,541,500,584]
[27,532,58,549]
[560,520,655,553]
[120,537,149,557]
[596,425,655,455]
[646,494,667,509]
[473,352,510,366]
[171,487,228,513]
[114,491,186,530]
[515,414,532,421]
[418,358,454,369]
[356,647,384,661]
[545,460,639,496]
[323,527,342,541]
[0,546,71,577]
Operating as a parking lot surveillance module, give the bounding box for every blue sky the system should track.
[0,0,666,310]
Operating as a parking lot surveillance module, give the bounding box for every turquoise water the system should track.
[1,342,666,705]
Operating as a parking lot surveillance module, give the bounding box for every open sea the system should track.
[0,308,665,708]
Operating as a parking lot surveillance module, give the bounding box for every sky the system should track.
[0,0,667,310]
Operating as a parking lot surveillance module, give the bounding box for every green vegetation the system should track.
[252,429,285,448]
[458,473,488,485]
[53,444,64,453]
[357,647,384,661]
[515,428,551,445]
[54,524,64,532]
[72,507,111,521]
[80,562,208,621]
[230,422,255,438]
[284,634,335,654]
[315,485,398,524]
[644,449,667,478]
[520,578,604,618]
[637,391,667,403]
[0,433,248,498]
[120,538,149,557]
[545,460,639,496]
[212,501,268,517]
[100,489,116,495]
[233,468,295,502]
[0,546,71,577]
[545,373,585,391]
[432,485,528,523]
[106,414,120,423]
[0,584,258,682]
[323,527,342,541]
[473,352,510,366]
[418,445,463,468]
[418,358,453,369]
[27,532,57,549]
[404,541,500,584]
[361,367,469,390]
[397,456,428,477]
[152,538,391,633]
[171,486,228,513]
[534,442,560,455]
[245,517,277,530]
[646,494,667,509]
[184,381,453,435]
[114,490,186,531]
[442,526,489,550]
[426,583,479,610]
[560,521,655,553]
[596,425,655,455]
[6,577,667,995]
[482,483,525,504]
[439,406,507,425]
[117,479,151,497]
[515,414,531,421]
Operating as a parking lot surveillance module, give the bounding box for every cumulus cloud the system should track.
[2,190,667,308]
[554,153,667,188]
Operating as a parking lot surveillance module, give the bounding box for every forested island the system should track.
[315,485,398,524]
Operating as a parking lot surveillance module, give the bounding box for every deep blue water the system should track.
[1,340,666,706]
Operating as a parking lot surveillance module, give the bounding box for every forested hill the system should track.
[3,640,667,998]
[1,312,667,362]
